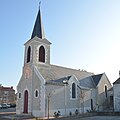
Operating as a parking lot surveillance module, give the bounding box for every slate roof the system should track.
[79,76,96,88]
[91,73,103,86]
[46,75,72,85]
[50,75,71,83]
[31,8,45,39]
[42,64,104,89]
[38,64,93,81]
[108,87,113,91]
[113,77,120,84]
[79,73,104,88]
[46,75,92,90]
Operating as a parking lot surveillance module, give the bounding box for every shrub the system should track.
[54,111,61,118]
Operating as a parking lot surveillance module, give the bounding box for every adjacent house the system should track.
[113,77,120,112]
[0,85,16,104]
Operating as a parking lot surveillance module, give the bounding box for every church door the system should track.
[24,90,28,113]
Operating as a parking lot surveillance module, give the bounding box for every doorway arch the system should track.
[24,90,28,113]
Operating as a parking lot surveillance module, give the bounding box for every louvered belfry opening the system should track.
[27,46,31,63]
[39,46,45,62]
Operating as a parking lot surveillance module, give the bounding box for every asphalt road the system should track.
[0,107,16,113]
[0,108,16,120]
[0,108,34,120]
[1,109,120,120]
[79,116,120,120]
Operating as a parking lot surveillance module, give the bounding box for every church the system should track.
[16,7,112,117]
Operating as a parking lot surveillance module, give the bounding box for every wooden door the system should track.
[23,90,28,113]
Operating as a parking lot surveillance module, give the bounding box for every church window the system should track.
[27,46,31,63]
[72,83,76,98]
[91,99,93,110]
[34,90,39,98]
[19,93,21,98]
[39,46,45,62]
[105,85,107,98]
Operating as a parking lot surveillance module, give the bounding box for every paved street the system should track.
[1,108,120,120]
[0,108,16,113]
[1,115,120,120]
[79,116,120,120]
[0,108,34,120]
[0,108,15,120]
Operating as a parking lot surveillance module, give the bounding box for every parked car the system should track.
[6,104,11,108]
[1,104,8,109]
[10,104,16,108]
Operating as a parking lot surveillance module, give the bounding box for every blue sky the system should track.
[1,0,120,90]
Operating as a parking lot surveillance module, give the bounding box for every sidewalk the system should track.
[1,113,34,120]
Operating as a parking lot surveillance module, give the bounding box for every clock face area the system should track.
[24,66,32,79]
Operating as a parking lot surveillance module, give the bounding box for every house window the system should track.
[105,85,107,98]
[34,90,39,98]
[4,91,8,95]
[39,46,45,62]
[27,46,31,63]
[72,83,76,98]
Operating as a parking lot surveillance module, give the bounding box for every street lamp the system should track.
[63,80,68,116]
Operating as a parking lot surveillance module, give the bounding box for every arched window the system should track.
[39,46,45,62]
[105,85,107,98]
[72,83,76,98]
[35,90,39,98]
[24,90,28,113]
[27,46,31,63]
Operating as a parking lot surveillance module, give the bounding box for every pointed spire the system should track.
[39,1,41,10]
[31,3,45,39]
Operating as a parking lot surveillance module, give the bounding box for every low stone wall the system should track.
[50,113,97,120]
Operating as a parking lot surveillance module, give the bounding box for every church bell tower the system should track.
[24,7,51,66]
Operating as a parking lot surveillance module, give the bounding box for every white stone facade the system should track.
[16,8,113,118]
[113,83,120,112]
